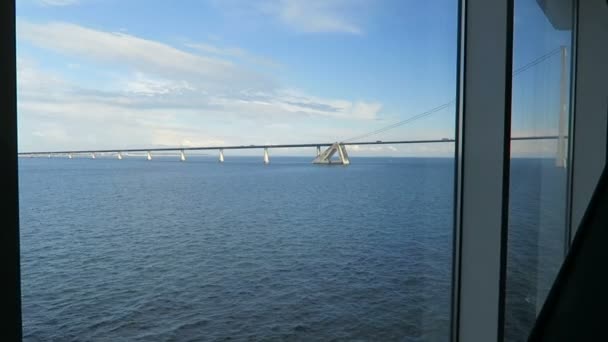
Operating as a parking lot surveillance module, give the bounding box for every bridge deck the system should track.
[19,136,560,155]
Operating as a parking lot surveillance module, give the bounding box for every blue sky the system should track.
[16,0,570,157]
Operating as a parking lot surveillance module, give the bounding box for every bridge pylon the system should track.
[263,148,270,164]
[219,149,225,163]
[312,142,350,165]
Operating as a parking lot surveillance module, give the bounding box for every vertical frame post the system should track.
[567,0,608,244]
[1,0,23,340]
[452,0,513,340]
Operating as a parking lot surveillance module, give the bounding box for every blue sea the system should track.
[18,156,565,341]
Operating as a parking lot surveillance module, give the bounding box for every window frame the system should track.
[451,0,514,340]
[2,0,22,341]
[567,0,608,245]
[5,0,607,341]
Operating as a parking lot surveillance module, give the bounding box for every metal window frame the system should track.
[452,0,608,340]
[9,0,605,341]
[1,0,23,341]
[451,0,513,341]
[567,0,608,245]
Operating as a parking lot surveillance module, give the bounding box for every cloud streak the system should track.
[264,0,364,34]
[17,20,272,91]
[16,21,383,151]
[185,42,282,69]
[37,0,79,6]
[211,0,365,34]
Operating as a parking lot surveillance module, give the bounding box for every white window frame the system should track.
[452,0,513,341]
[453,0,608,341]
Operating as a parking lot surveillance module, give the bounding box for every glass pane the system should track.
[17,1,459,340]
[505,0,573,340]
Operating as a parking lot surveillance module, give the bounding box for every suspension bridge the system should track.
[18,47,568,165]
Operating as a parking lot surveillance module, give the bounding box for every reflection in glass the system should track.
[505,0,573,340]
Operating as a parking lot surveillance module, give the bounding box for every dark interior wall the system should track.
[536,0,574,30]
[529,165,608,341]
[1,0,22,341]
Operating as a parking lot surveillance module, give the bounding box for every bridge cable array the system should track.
[341,47,563,143]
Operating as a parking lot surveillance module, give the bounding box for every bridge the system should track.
[18,136,561,165]
[18,47,568,165]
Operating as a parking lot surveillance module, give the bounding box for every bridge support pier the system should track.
[91,152,96,159]
[337,144,350,165]
[263,148,270,164]
[147,151,152,161]
[117,152,123,160]
[180,150,186,162]
[219,149,225,163]
[68,153,72,159]
[312,142,350,165]
[316,145,321,157]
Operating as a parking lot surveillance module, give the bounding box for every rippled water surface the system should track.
[20,157,454,341]
[19,156,563,341]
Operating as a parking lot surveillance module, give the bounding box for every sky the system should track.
[15,0,570,157]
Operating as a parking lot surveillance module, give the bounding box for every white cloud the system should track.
[267,89,382,120]
[16,21,384,151]
[17,20,380,118]
[17,20,269,91]
[350,101,382,120]
[17,57,67,92]
[150,129,226,148]
[186,42,246,58]
[124,73,195,96]
[186,42,281,69]
[211,0,365,34]
[260,0,364,34]
[37,0,79,6]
